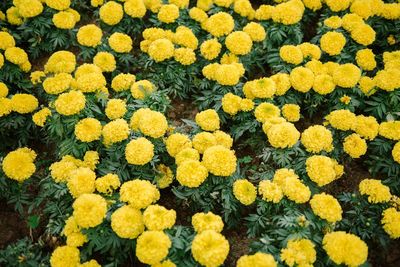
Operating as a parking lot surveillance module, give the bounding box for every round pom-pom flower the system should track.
[95,173,121,194]
[148,38,175,62]
[237,252,277,267]
[72,193,107,228]
[233,179,257,205]
[320,31,346,56]
[202,145,237,177]
[99,1,123,25]
[359,179,391,203]
[343,133,367,158]
[52,11,76,29]
[10,94,38,114]
[136,231,172,265]
[93,51,116,72]
[2,148,36,182]
[125,137,154,165]
[108,32,132,53]
[280,239,316,267]
[192,212,224,233]
[124,0,146,18]
[301,125,333,153]
[333,63,361,88]
[50,246,80,267]
[105,99,127,120]
[267,122,300,149]
[258,180,283,203]
[77,24,102,47]
[282,104,300,122]
[290,67,314,93]
[119,180,160,209]
[323,231,368,266]
[192,230,230,267]
[74,118,102,142]
[176,160,208,187]
[55,90,86,116]
[382,208,400,239]
[306,155,344,186]
[143,205,176,231]
[225,31,253,56]
[195,109,220,132]
[393,141,400,164]
[200,39,221,60]
[111,205,144,239]
[158,4,179,23]
[280,45,303,65]
[204,12,234,37]
[102,119,130,145]
[310,193,342,223]
[67,167,96,198]
[165,133,192,157]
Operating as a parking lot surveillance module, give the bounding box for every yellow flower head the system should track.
[343,133,367,158]
[301,125,333,153]
[195,109,220,132]
[50,246,79,267]
[233,179,256,205]
[281,239,316,267]
[280,45,303,65]
[111,205,144,239]
[136,231,172,265]
[192,212,224,233]
[120,180,160,209]
[176,160,208,187]
[202,145,237,177]
[72,193,107,228]
[310,193,342,223]
[77,24,102,47]
[306,155,344,186]
[192,230,230,267]
[125,137,154,165]
[74,118,102,143]
[2,147,36,182]
[359,179,391,203]
[108,32,133,53]
[143,205,176,230]
[99,1,123,25]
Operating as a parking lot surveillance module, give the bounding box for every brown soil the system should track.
[0,202,30,249]
[225,229,254,266]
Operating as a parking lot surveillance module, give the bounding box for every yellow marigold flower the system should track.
[54,90,85,116]
[343,14,364,32]
[301,125,333,153]
[222,93,242,115]
[350,0,373,19]
[352,115,379,140]
[374,69,400,92]
[359,179,391,203]
[351,24,376,46]
[324,16,342,29]
[325,109,356,131]
[343,133,367,158]
[50,246,79,267]
[332,63,361,88]
[232,0,254,18]
[214,64,242,86]
[125,137,154,165]
[306,155,344,186]
[220,53,239,64]
[243,22,265,42]
[340,95,351,105]
[131,80,155,99]
[267,122,300,149]
[258,180,283,203]
[108,32,132,53]
[105,99,126,120]
[387,35,396,45]
[95,173,121,194]
[213,131,233,149]
[66,231,87,247]
[305,59,327,75]
[66,8,80,22]
[99,1,123,25]
[225,31,253,56]
[320,31,346,56]
[135,110,168,138]
[189,7,208,23]
[175,148,200,165]
[45,51,76,74]
[93,52,116,72]
[143,205,176,230]
[282,104,300,122]
[200,39,221,60]
[165,133,192,157]
[262,117,286,133]
[195,109,220,132]
[196,0,213,11]
[43,73,72,94]
[237,252,277,267]
[192,212,224,233]
[0,98,12,117]
[11,93,38,114]
[0,31,16,50]
[74,118,102,143]
[67,167,96,198]
[379,121,400,141]
[177,160,208,187]
[271,73,291,96]
[32,107,51,127]
[142,27,166,41]
[323,231,368,266]
[52,11,76,29]
[148,38,174,62]
[143,0,162,13]
[124,0,147,18]
[155,164,174,189]
[136,231,171,265]
[174,48,196,65]
[158,4,179,23]
[282,176,311,203]
[310,193,342,222]
[272,168,298,187]
[192,230,230,267]
[302,0,321,10]
[5,46,28,65]
[324,61,340,76]
[80,260,100,267]
[214,0,233,8]
[50,160,77,183]
[46,0,71,10]
[77,24,102,48]
[102,119,130,145]
[91,0,104,7]
[325,0,350,12]
[271,0,304,25]
[16,0,43,18]
[281,239,316,267]
[290,67,314,93]
[202,145,237,177]
[173,26,198,49]
[111,205,144,239]
[73,193,107,228]
[233,179,256,205]
[192,132,217,154]
[254,102,280,123]
[112,73,135,92]
[204,12,234,37]
[202,63,218,81]
[6,7,23,26]
[250,78,276,99]
[382,208,400,239]
[280,45,303,65]
[2,147,36,182]
[356,49,376,71]
[120,179,160,209]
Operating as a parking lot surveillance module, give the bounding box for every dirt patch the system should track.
[168,99,198,128]
[0,202,30,249]
[225,229,254,266]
